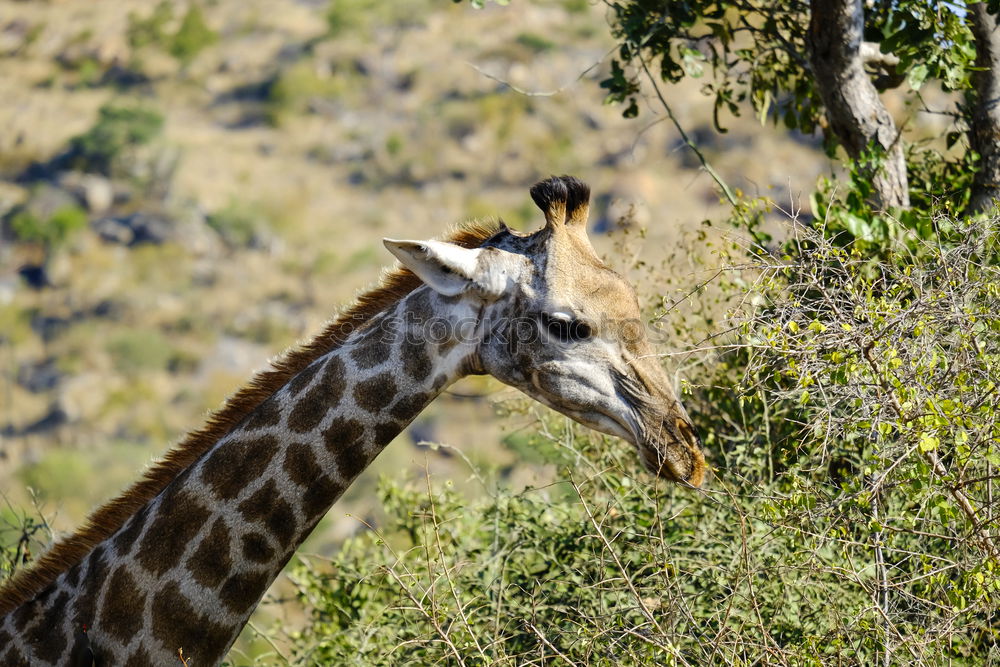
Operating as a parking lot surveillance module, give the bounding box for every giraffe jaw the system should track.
[524,379,704,487]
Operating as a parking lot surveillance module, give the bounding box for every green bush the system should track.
[514,32,556,53]
[0,505,51,586]
[265,61,347,126]
[206,200,272,249]
[169,5,217,65]
[126,1,172,50]
[127,1,216,65]
[67,103,164,176]
[106,328,175,376]
[9,204,87,248]
[277,211,1000,664]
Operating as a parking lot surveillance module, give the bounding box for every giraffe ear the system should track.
[383,239,492,297]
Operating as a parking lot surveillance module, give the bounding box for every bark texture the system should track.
[966,3,1000,216]
[808,0,909,210]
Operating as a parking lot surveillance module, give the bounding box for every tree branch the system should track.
[965,3,1000,216]
[807,0,910,209]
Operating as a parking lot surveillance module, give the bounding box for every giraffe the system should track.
[0,176,704,666]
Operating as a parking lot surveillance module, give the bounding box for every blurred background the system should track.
[0,0,959,661]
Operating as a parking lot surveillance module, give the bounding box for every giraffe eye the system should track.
[539,312,592,343]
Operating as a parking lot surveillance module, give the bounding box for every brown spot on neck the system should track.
[99,566,146,642]
[201,435,279,501]
[136,488,211,577]
[151,583,232,663]
[353,372,398,413]
[187,518,232,589]
[287,357,346,434]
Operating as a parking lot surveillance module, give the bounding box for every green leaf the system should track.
[907,64,929,91]
[918,432,939,452]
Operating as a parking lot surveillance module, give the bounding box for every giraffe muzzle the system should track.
[634,414,705,487]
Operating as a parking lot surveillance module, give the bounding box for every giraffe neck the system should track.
[0,286,480,666]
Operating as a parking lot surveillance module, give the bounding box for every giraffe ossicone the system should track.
[0,175,704,666]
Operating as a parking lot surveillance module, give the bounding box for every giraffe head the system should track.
[384,176,704,486]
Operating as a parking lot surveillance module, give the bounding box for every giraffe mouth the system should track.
[527,372,703,486]
[636,425,705,487]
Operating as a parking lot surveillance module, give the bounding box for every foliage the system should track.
[9,203,86,249]
[126,1,173,50]
[325,0,436,36]
[106,328,176,376]
[66,103,164,176]
[169,5,218,65]
[0,502,51,587]
[598,2,973,132]
[325,0,369,37]
[207,199,272,249]
[126,1,217,65]
[275,214,1000,664]
[264,61,348,126]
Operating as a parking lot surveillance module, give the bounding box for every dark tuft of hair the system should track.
[560,175,591,214]
[529,176,568,213]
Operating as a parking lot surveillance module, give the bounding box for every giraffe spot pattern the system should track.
[151,583,232,664]
[287,357,346,434]
[284,442,322,488]
[202,435,279,501]
[219,570,270,615]
[125,646,156,667]
[302,475,341,521]
[353,372,397,413]
[323,417,366,480]
[401,339,432,382]
[237,480,297,548]
[407,289,433,321]
[72,546,108,632]
[65,561,82,588]
[187,517,232,589]
[25,589,69,663]
[113,504,150,555]
[389,392,430,421]
[136,488,211,577]
[286,359,322,397]
[373,421,400,446]
[0,645,30,667]
[11,590,38,632]
[349,325,391,370]
[241,533,274,563]
[243,395,283,431]
[435,331,459,356]
[99,566,146,642]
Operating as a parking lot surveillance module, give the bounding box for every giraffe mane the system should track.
[0,219,503,616]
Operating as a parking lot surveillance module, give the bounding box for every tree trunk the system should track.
[808,0,910,210]
[965,3,1000,216]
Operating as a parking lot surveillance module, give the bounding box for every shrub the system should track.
[206,199,272,249]
[127,1,216,65]
[67,103,164,176]
[514,32,556,53]
[264,61,348,126]
[9,204,87,249]
[106,328,175,376]
[279,212,1000,664]
[169,5,217,65]
[0,505,51,586]
[126,1,172,50]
